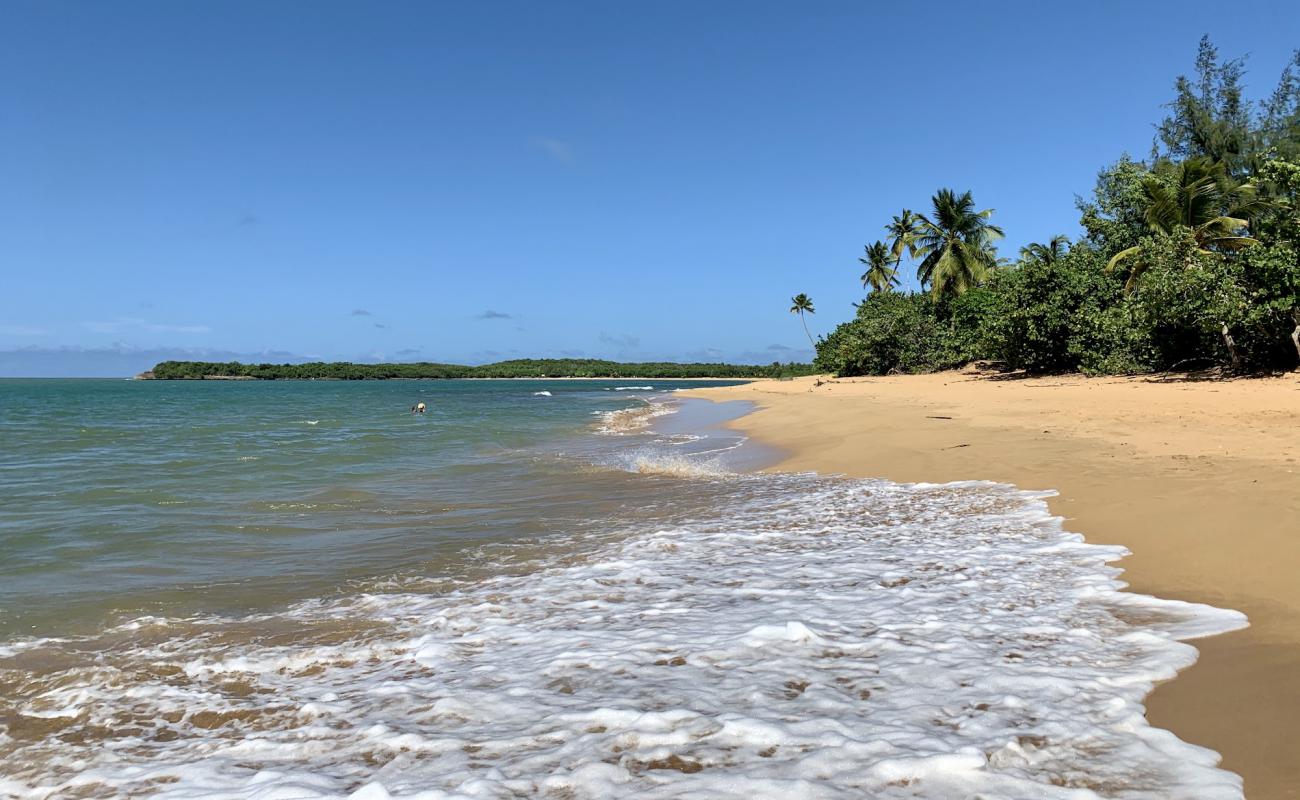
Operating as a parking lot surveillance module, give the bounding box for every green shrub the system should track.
[976,249,1134,373]
[814,292,955,376]
[1072,302,1154,375]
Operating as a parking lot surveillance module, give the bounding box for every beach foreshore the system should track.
[683,371,1300,799]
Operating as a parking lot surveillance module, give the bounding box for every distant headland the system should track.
[138,358,817,381]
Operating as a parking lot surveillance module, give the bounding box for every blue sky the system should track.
[3,1,1298,375]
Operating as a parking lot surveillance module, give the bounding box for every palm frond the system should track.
[1104,246,1141,274]
[1201,234,1259,251]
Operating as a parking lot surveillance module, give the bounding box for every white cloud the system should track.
[534,138,575,164]
[599,331,640,349]
[0,324,49,336]
[0,345,310,378]
[152,323,212,334]
[82,317,212,335]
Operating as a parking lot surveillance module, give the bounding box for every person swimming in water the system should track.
[411,402,426,414]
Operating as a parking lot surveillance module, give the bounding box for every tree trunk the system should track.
[801,314,815,349]
[1220,322,1242,372]
[1290,309,1300,364]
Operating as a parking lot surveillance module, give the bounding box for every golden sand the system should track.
[685,370,1300,799]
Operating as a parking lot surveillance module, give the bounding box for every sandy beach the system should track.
[685,371,1300,799]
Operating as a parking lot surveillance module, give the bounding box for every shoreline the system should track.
[128,376,758,382]
[683,371,1300,799]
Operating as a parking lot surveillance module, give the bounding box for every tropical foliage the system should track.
[148,359,819,380]
[1020,235,1070,265]
[1104,156,1262,288]
[859,242,898,293]
[885,210,922,266]
[814,38,1300,377]
[789,293,817,347]
[912,189,1004,299]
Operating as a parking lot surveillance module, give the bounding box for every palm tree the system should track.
[885,209,922,269]
[1105,157,1263,289]
[789,293,816,348]
[1019,235,1070,265]
[859,241,898,294]
[913,189,1004,299]
[1104,157,1271,369]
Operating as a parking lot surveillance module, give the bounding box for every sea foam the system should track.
[627,452,730,478]
[0,474,1246,799]
[593,398,677,434]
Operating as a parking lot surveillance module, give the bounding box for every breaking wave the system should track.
[625,452,730,478]
[593,399,677,434]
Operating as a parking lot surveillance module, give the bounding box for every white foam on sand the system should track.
[0,474,1246,800]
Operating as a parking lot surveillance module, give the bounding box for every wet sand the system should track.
[684,370,1300,799]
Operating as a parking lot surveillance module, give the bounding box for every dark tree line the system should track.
[147,358,818,380]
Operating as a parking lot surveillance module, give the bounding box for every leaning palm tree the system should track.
[1019,234,1070,265]
[884,209,922,269]
[1106,157,1263,289]
[789,293,816,348]
[859,241,898,294]
[913,189,1004,299]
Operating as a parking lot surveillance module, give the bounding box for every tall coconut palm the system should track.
[789,293,816,348]
[913,189,1004,299]
[1019,235,1070,265]
[885,209,922,269]
[859,241,898,294]
[1105,157,1264,289]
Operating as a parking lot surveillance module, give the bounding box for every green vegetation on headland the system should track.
[809,38,1300,377]
[144,358,818,380]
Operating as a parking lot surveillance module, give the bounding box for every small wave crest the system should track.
[533,391,552,397]
[594,399,676,434]
[627,452,729,478]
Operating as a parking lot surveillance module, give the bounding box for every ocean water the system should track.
[0,379,1247,799]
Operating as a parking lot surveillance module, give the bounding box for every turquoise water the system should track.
[0,378,749,636]
[0,379,1246,799]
